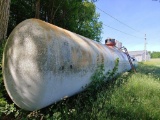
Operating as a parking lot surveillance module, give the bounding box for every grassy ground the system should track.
[143,58,160,67]
[1,42,160,119]
[102,60,160,119]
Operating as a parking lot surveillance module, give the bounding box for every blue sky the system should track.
[95,0,160,52]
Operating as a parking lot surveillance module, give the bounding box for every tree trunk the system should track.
[49,0,63,24]
[35,0,40,19]
[49,0,54,23]
[0,0,10,42]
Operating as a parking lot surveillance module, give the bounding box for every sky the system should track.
[95,0,160,52]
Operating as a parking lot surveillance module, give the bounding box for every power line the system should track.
[103,23,143,39]
[96,6,142,34]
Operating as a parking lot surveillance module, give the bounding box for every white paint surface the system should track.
[3,19,135,111]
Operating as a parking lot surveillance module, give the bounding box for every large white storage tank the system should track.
[3,19,134,111]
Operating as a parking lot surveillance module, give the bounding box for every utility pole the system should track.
[144,34,147,62]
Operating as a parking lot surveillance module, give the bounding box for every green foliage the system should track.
[8,0,35,34]
[8,0,102,42]
[0,103,16,116]
[107,58,119,79]
[151,51,160,58]
[73,2,102,41]
[91,58,119,89]
[105,61,160,119]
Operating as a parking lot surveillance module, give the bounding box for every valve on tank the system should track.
[105,38,116,46]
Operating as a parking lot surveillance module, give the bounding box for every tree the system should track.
[8,0,102,42]
[35,0,40,19]
[74,2,102,41]
[0,0,10,42]
[8,0,35,35]
[151,52,160,58]
[41,0,102,41]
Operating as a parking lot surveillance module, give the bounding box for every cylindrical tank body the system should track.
[3,19,132,111]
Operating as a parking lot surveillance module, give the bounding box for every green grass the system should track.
[1,41,160,120]
[143,58,160,66]
[105,73,160,119]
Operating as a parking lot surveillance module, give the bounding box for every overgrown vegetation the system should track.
[1,42,160,119]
